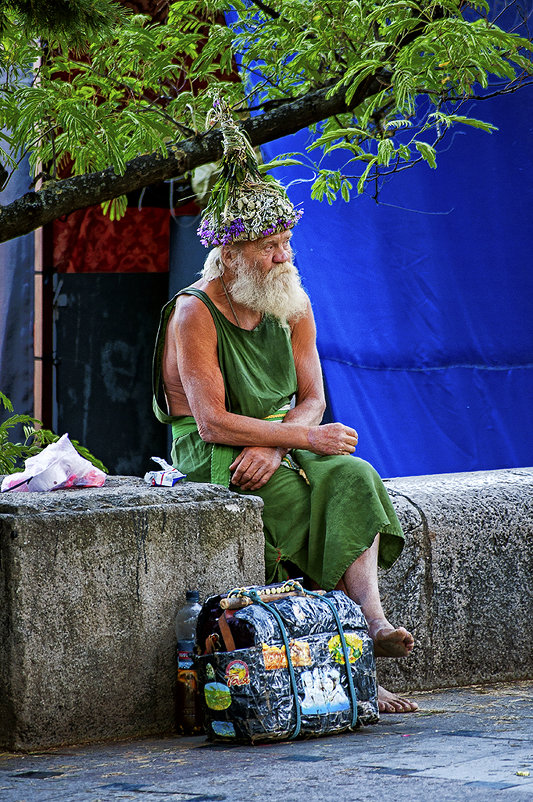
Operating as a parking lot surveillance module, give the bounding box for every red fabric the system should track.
[53,206,171,273]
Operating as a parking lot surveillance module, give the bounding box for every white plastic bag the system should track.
[1,433,106,492]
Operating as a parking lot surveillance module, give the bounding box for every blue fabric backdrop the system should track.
[260,89,533,477]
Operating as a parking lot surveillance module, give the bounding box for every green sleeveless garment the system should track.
[153,288,404,590]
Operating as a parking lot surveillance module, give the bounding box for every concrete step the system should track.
[378,467,533,693]
[0,478,265,751]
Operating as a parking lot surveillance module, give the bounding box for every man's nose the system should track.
[273,245,290,262]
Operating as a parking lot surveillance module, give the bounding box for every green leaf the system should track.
[377,139,395,167]
[258,157,304,172]
[101,195,128,221]
[415,141,437,168]
[0,391,14,412]
[341,179,351,202]
[438,114,498,133]
[357,158,377,194]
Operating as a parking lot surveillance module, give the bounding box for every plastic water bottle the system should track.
[175,589,202,735]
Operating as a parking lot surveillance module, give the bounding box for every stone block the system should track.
[0,478,264,750]
[377,468,533,692]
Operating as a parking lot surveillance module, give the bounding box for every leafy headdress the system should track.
[197,98,303,247]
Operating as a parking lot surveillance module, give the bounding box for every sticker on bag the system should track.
[328,633,363,664]
[204,682,232,710]
[225,660,250,687]
[262,640,312,670]
[300,667,351,715]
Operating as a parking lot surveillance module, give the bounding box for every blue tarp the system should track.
[261,88,533,477]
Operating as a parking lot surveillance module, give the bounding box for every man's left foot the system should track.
[367,619,414,658]
[378,685,419,713]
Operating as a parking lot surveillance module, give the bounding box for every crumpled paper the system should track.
[144,456,186,487]
[1,433,106,492]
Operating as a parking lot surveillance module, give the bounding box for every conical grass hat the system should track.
[197,98,303,247]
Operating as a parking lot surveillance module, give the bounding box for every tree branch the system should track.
[0,73,388,243]
[249,0,281,20]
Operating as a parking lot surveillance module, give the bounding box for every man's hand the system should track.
[307,423,358,456]
[230,446,285,490]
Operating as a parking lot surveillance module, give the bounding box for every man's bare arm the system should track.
[173,295,356,455]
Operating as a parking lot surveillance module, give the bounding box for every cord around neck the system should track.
[219,274,241,328]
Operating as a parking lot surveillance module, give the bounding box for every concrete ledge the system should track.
[0,478,265,751]
[378,467,533,692]
[1,468,532,750]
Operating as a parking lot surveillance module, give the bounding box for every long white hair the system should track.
[201,247,224,281]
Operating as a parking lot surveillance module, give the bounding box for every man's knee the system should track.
[324,454,380,485]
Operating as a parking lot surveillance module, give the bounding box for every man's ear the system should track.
[222,243,241,266]
[221,244,233,264]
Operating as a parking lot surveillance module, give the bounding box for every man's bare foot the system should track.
[378,685,419,714]
[367,618,414,658]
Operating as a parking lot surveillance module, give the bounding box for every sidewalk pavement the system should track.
[1,682,531,802]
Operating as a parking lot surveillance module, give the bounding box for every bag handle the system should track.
[217,612,236,652]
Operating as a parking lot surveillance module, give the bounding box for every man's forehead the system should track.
[250,231,293,249]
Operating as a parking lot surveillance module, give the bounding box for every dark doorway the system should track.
[54,273,168,475]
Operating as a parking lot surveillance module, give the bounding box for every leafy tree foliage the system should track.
[0,0,531,241]
[0,0,124,42]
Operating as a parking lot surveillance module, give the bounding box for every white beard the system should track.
[228,252,308,324]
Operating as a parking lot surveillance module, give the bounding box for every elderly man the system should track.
[153,104,417,713]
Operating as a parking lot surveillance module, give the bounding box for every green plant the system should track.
[0,391,108,475]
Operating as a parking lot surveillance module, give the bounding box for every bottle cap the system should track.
[185,590,200,602]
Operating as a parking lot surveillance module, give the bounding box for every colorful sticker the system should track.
[300,667,350,715]
[225,660,250,687]
[206,663,216,681]
[211,720,236,738]
[328,633,363,665]
[204,682,232,711]
[262,640,312,670]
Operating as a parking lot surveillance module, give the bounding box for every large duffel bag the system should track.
[194,581,379,743]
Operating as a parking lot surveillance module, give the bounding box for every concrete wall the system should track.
[1,468,531,750]
[378,468,533,692]
[0,478,265,751]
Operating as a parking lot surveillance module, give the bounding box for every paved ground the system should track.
[1,682,531,802]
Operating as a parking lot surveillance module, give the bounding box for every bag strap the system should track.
[244,588,302,740]
[217,612,236,652]
[301,589,359,729]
